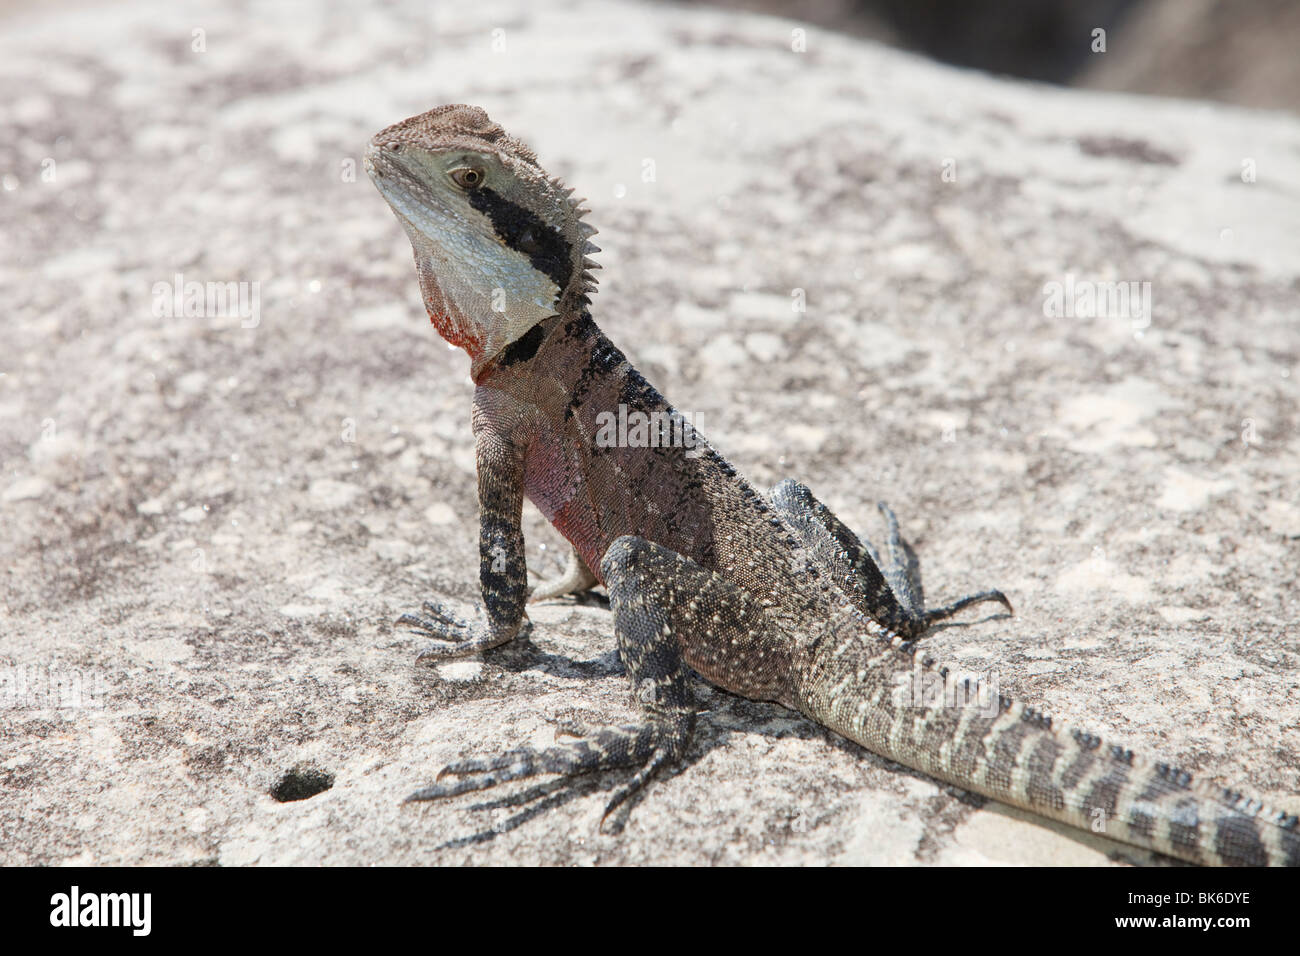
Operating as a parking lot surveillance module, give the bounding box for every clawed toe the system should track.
[406,752,537,803]
[399,601,462,633]
[599,745,673,827]
[397,601,499,661]
[403,722,680,822]
[923,588,1014,625]
[437,752,524,779]
[397,611,435,632]
[414,640,473,663]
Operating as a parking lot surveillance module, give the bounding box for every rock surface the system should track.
[1,0,1297,866]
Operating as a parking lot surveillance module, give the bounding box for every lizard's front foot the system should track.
[528,544,600,602]
[397,601,514,661]
[404,717,690,826]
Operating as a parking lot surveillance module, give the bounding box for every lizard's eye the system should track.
[450,167,485,189]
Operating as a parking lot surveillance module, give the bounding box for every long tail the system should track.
[799,631,1299,866]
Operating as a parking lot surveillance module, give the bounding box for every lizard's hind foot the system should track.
[919,588,1013,625]
[873,501,1013,628]
[404,717,690,825]
[769,479,1010,638]
[404,534,796,828]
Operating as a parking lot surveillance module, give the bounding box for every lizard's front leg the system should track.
[398,427,528,659]
[405,535,792,823]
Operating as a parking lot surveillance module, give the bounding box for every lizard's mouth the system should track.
[364,142,409,197]
[362,143,380,182]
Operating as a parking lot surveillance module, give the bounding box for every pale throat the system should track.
[417,256,561,381]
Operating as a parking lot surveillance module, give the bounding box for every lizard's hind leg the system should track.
[406,536,790,825]
[872,501,1012,628]
[770,479,1010,637]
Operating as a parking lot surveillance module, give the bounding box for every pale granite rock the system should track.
[1,0,1297,866]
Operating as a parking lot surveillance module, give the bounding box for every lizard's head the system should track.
[365,104,598,377]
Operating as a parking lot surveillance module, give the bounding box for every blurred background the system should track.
[702,0,1300,113]
[4,0,1298,113]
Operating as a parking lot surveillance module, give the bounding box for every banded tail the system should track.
[799,632,1300,866]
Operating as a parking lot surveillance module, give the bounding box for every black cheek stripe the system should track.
[467,186,573,293]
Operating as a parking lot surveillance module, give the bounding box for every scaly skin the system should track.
[364,105,1299,865]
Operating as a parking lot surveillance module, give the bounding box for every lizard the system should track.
[364,103,1299,866]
